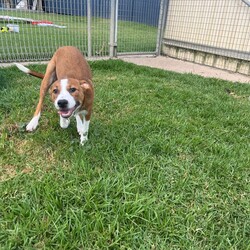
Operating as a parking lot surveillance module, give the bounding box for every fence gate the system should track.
[114,0,164,56]
[66,0,165,58]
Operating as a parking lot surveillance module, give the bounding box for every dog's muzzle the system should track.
[57,99,80,118]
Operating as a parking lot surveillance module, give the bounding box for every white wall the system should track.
[163,0,250,74]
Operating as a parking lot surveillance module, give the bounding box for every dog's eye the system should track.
[69,87,77,93]
[53,89,59,94]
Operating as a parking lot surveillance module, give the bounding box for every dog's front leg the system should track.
[26,112,41,132]
[26,63,56,132]
[26,90,45,131]
[75,114,90,145]
[60,116,70,128]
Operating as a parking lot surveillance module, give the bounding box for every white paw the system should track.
[26,114,40,131]
[80,135,88,145]
[60,116,70,129]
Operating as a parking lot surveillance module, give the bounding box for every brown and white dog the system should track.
[15,46,94,145]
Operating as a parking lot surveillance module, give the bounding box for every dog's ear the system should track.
[79,80,92,96]
[80,80,90,89]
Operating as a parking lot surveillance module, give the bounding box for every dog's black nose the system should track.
[57,99,68,108]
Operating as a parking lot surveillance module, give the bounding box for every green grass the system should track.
[0,60,250,249]
[0,9,158,62]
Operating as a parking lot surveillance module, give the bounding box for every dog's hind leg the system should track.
[26,61,56,131]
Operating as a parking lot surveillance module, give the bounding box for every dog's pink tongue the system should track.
[58,110,70,116]
[58,108,74,117]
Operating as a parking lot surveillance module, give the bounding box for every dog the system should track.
[15,46,94,145]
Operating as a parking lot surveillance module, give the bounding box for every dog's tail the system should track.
[15,63,44,79]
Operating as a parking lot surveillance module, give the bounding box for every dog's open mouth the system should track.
[58,105,80,118]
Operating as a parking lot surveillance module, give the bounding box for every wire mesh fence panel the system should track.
[0,1,89,62]
[90,0,110,57]
[117,0,161,55]
[0,0,249,75]
[0,0,162,62]
[163,0,250,74]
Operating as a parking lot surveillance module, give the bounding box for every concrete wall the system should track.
[162,0,250,75]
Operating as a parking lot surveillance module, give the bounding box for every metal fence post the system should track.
[109,0,118,57]
[87,0,92,57]
[156,0,169,56]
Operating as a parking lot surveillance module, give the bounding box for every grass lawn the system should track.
[0,9,158,62]
[0,60,250,249]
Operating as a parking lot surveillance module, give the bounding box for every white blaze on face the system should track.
[55,79,76,110]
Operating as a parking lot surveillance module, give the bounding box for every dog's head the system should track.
[49,78,92,118]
